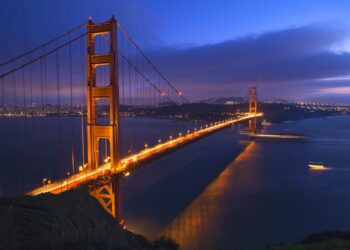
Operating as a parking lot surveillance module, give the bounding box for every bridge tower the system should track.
[86,17,122,223]
[248,86,257,130]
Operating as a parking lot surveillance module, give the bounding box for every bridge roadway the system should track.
[28,113,263,196]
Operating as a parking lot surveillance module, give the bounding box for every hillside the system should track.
[0,190,177,250]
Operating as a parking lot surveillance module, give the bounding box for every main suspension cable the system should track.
[0,22,86,67]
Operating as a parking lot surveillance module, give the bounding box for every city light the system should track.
[104,156,111,163]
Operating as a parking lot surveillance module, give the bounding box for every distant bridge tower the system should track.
[248,86,257,130]
[87,17,122,223]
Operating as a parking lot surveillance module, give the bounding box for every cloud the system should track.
[318,86,350,94]
[146,23,350,100]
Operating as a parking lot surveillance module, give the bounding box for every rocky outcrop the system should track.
[0,190,177,250]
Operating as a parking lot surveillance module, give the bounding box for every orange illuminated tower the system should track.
[248,86,257,130]
[86,17,122,223]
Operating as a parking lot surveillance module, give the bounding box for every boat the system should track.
[239,130,307,141]
[308,162,328,170]
[261,120,272,126]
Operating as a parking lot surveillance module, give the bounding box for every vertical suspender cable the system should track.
[121,30,125,156]
[22,68,26,109]
[56,40,61,113]
[28,53,33,158]
[12,63,17,113]
[40,59,44,111]
[69,34,75,175]
[21,67,28,153]
[43,44,50,181]
[1,77,4,109]
[56,39,63,177]
[29,53,33,114]
[128,37,132,155]
[0,77,4,137]
[40,56,46,180]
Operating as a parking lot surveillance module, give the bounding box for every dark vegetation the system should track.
[261,231,350,249]
[257,103,338,123]
[120,102,342,123]
[0,190,178,250]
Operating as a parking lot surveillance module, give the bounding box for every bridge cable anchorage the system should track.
[0,22,87,68]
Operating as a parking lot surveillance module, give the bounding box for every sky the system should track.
[1,0,350,102]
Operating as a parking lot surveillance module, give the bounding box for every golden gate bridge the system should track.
[0,17,262,224]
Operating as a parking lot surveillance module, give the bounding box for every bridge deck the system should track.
[28,113,263,196]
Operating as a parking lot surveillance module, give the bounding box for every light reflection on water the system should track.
[149,116,350,250]
[160,142,257,250]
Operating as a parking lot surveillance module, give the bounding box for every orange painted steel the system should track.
[249,86,258,130]
[86,17,121,221]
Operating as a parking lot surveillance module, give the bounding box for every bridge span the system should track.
[29,112,262,197]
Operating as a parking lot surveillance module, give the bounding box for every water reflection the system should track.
[161,142,257,250]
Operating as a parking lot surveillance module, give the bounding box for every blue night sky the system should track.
[1,0,350,102]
